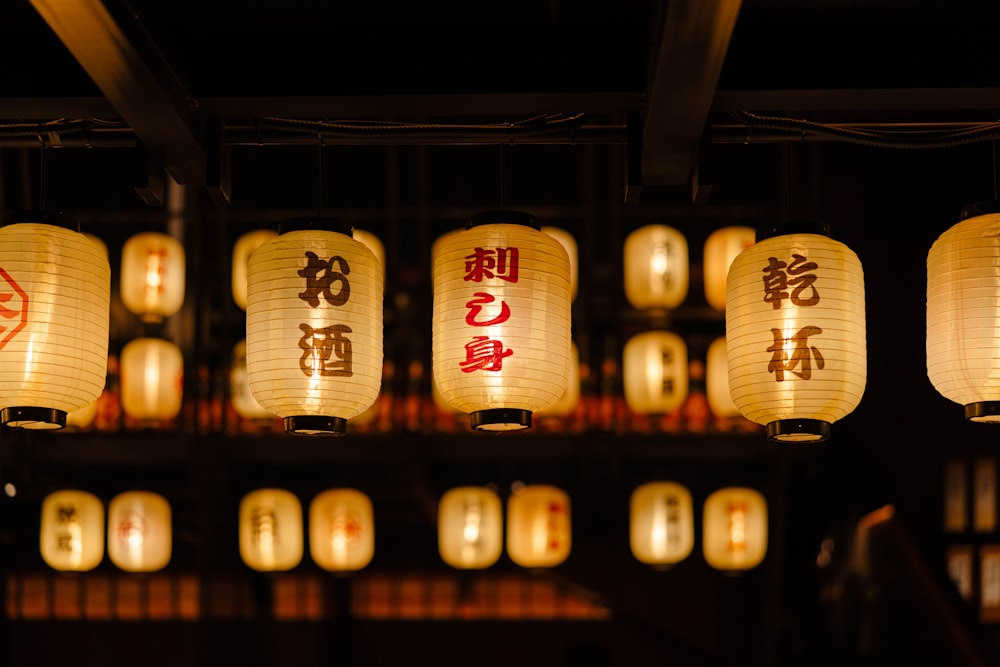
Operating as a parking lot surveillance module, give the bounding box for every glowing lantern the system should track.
[107,491,171,573]
[231,229,278,311]
[431,210,572,431]
[438,486,503,569]
[66,399,98,430]
[119,337,183,422]
[245,218,383,435]
[239,488,303,572]
[352,228,386,290]
[623,224,688,310]
[702,487,768,571]
[622,330,688,414]
[40,490,104,572]
[120,231,185,322]
[0,212,110,429]
[541,226,578,302]
[926,201,1000,422]
[309,488,375,572]
[703,225,755,312]
[535,341,581,418]
[706,336,740,418]
[725,223,866,442]
[506,484,571,568]
[230,339,273,420]
[630,482,694,567]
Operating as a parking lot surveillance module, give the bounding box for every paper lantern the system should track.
[230,339,273,420]
[630,482,694,567]
[623,224,689,310]
[703,487,768,571]
[309,488,375,572]
[239,488,303,572]
[703,225,756,312]
[926,201,1000,422]
[725,222,866,442]
[245,218,383,435]
[534,341,581,418]
[40,490,104,572]
[622,330,688,414]
[107,491,172,573]
[65,398,98,430]
[506,484,571,568]
[0,212,110,429]
[706,336,740,418]
[231,229,279,311]
[541,225,578,302]
[438,486,503,569]
[352,228,386,290]
[120,231,185,322]
[119,337,183,422]
[431,211,572,431]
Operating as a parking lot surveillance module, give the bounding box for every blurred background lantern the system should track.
[622,330,688,414]
[309,488,375,572]
[534,341,581,419]
[119,337,184,423]
[706,336,740,419]
[431,211,572,431]
[120,231,185,323]
[352,228,386,291]
[725,222,866,443]
[506,483,571,568]
[40,489,104,572]
[230,339,274,421]
[702,486,768,572]
[231,228,278,311]
[245,218,384,435]
[239,488,303,572]
[629,481,694,567]
[541,225,578,302]
[65,398,99,430]
[623,224,688,310]
[107,491,172,573]
[437,486,503,569]
[703,225,756,312]
[0,212,110,430]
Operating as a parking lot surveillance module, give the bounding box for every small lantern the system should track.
[622,330,688,414]
[706,336,740,418]
[431,211,572,431]
[927,201,1000,422]
[535,341,581,418]
[107,491,172,573]
[119,337,183,422]
[725,222,866,442]
[231,229,279,311]
[0,212,110,429]
[309,488,375,572]
[703,225,756,312]
[506,484,571,568]
[65,399,99,430]
[438,486,503,569]
[702,487,768,572]
[120,231,185,323]
[239,488,303,572]
[623,224,689,310]
[541,226,578,302]
[629,482,694,567]
[40,490,104,572]
[230,339,273,420]
[245,218,384,435]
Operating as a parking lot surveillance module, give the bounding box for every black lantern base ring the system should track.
[284,415,347,435]
[965,402,1000,423]
[766,418,830,443]
[470,408,532,432]
[1,406,67,430]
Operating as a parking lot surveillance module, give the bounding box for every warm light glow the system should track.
[239,489,303,572]
[231,228,278,311]
[703,487,767,571]
[121,231,185,323]
[630,482,694,566]
[623,224,689,310]
[309,488,375,572]
[352,228,386,290]
[506,484,571,568]
[107,491,171,573]
[120,337,183,422]
[230,339,274,420]
[703,226,755,312]
[438,486,503,569]
[706,336,740,418]
[622,330,688,414]
[541,226,578,302]
[40,490,104,572]
[534,341,581,418]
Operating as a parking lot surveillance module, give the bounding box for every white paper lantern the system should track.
[431,211,572,431]
[927,201,1000,422]
[630,482,694,567]
[706,336,740,418]
[107,491,172,573]
[541,225,578,302]
[231,229,279,311]
[352,228,386,290]
[0,213,110,429]
[622,330,688,414]
[702,487,768,572]
[725,223,866,442]
[40,489,104,572]
[438,486,503,569]
[119,337,183,422]
[120,231,185,322]
[230,339,274,420]
[65,398,99,430]
[239,488,303,572]
[703,225,756,312]
[624,224,689,310]
[245,218,384,435]
[506,484,571,568]
[534,341,581,418]
[309,488,375,572]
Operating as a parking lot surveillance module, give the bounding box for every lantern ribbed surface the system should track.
[231,229,278,311]
[623,224,689,310]
[927,207,1000,421]
[629,482,694,567]
[725,231,866,442]
[108,491,172,573]
[0,221,110,429]
[622,330,688,414]
[431,218,572,431]
[230,339,273,420]
[245,227,384,434]
[438,486,503,570]
[120,337,184,421]
[120,231,185,322]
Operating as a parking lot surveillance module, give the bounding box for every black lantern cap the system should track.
[1,406,67,430]
[766,418,830,443]
[470,408,532,431]
[3,209,78,231]
[279,216,354,237]
[467,210,540,231]
[960,200,1000,221]
[755,220,830,242]
[964,401,1000,422]
[284,415,347,436]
